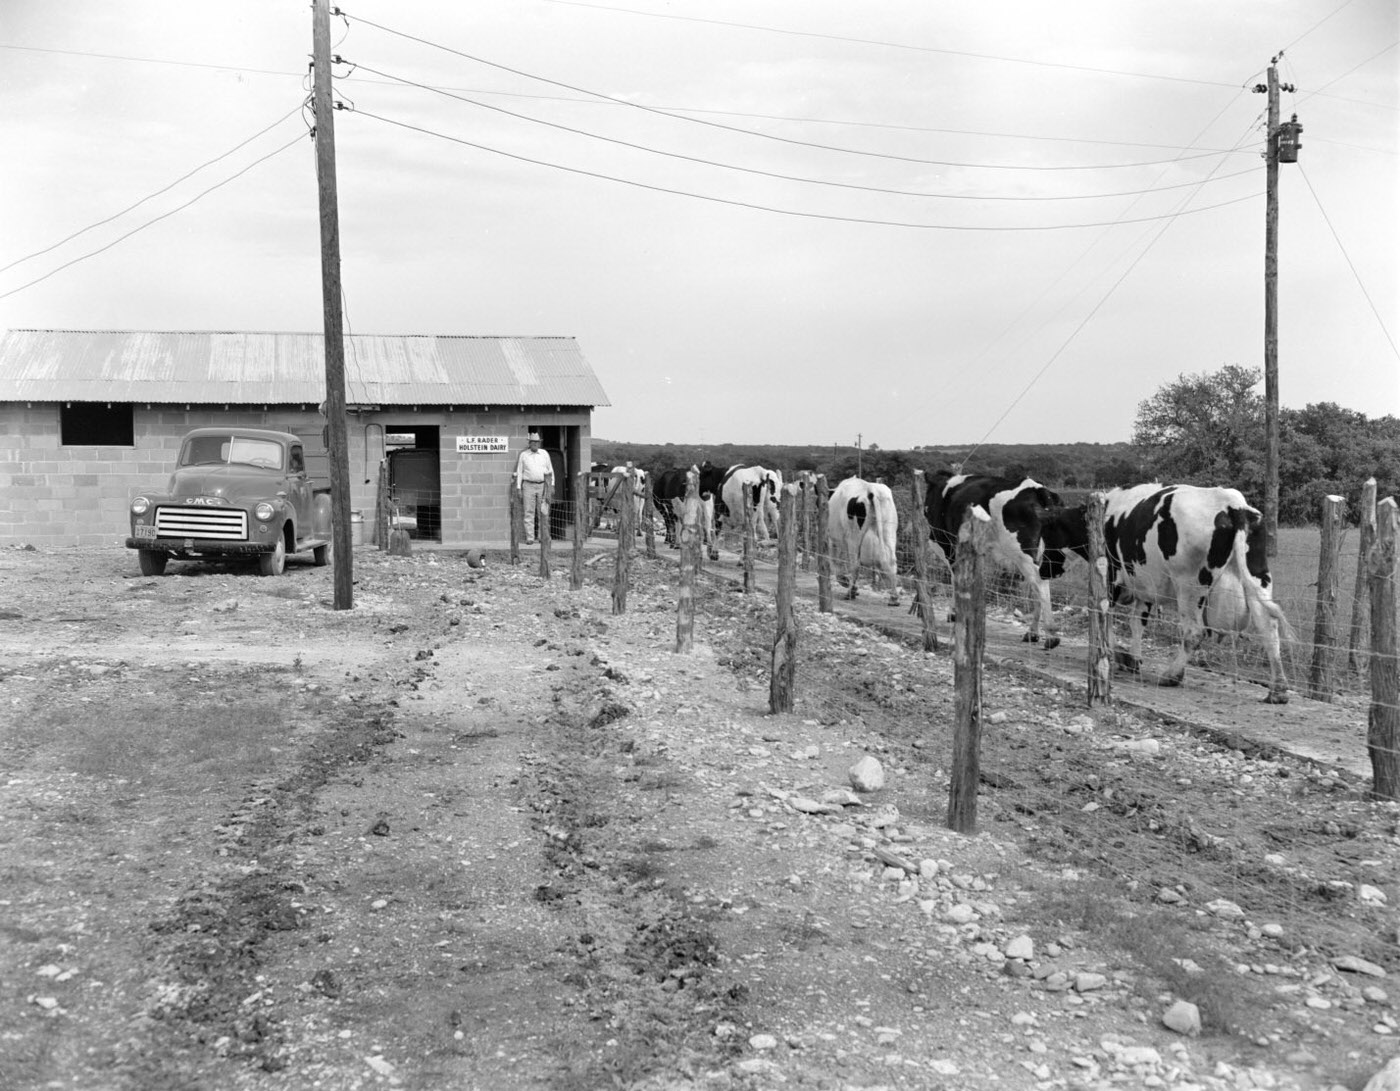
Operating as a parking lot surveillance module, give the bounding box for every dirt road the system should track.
[1,542,1395,1090]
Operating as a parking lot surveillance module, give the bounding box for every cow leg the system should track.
[1010,552,1059,650]
[1245,596,1290,704]
[1161,586,1206,688]
[1115,604,1148,675]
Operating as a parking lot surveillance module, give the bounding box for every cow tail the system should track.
[1226,514,1295,644]
[866,487,897,587]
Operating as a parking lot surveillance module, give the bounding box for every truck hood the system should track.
[167,465,282,503]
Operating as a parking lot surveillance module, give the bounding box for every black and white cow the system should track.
[827,476,901,605]
[651,462,725,558]
[1102,483,1292,703]
[592,464,648,534]
[925,471,1065,648]
[719,465,783,542]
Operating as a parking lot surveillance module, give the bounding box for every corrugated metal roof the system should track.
[0,330,612,407]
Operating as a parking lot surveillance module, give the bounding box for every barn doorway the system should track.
[529,423,573,540]
[386,425,441,541]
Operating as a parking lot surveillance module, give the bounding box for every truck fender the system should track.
[313,492,333,538]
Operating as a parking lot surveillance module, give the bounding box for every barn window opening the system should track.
[60,402,134,446]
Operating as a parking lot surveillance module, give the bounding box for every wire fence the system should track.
[520,468,1399,975]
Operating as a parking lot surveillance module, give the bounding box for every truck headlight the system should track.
[131,497,150,515]
[254,502,275,521]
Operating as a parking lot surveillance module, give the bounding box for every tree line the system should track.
[596,364,1397,526]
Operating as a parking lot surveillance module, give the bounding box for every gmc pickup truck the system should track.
[126,427,333,576]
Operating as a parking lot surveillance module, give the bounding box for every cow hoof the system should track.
[1157,673,1183,688]
[887,597,900,607]
[1042,636,1060,651]
[1264,690,1290,705]
[1022,633,1039,644]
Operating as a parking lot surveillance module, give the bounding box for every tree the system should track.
[1132,365,1265,488]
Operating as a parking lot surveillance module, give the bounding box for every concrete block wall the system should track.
[0,404,594,549]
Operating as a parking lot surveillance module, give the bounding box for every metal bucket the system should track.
[350,511,364,546]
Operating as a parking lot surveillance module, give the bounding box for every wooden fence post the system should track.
[947,507,991,834]
[910,471,939,652]
[376,461,389,550]
[571,470,585,590]
[1307,494,1345,700]
[770,484,799,714]
[644,479,657,560]
[816,473,833,613]
[676,469,700,654]
[799,472,812,573]
[1086,492,1113,706]
[537,494,552,580]
[1348,478,1378,676]
[742,488,756,594]
[612,467,635,615]
[1367,497,1399,801]
[508,483,522,566]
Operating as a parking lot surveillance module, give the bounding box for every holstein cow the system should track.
[593,465,649,534]
[925,471,1065,648]
[828,476,901,605]
[651,462,725,559]
[719,465,783,543]
[1102,483,1292,703]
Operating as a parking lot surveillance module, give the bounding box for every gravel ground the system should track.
[0,541,1396,1090]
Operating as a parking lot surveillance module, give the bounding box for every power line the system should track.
[0,133,305,302]
[544,0,1245,90]
[0,41,296,79]
[341,11,1252,172]
[924,105,1264,464]
[354,61,1260,202]
[0,105,304,276]
[1281,0,1361,53]
[351,105,1262,232]
[1297,163,1399,360]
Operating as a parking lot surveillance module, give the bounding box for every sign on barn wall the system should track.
[455,435,508,453]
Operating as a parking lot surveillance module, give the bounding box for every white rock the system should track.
[1121,738,1161,755]
[1334,955,1387,978]
[1162,1000,1201,1036]
[945,903,978,925]
[1360,884,1388,905]
[35,965,62,978]
[1074,972,1108,993]
[748,1033,778,1050]
[918,859,940,880]
[1119,1045,1162,1066]
[1261,923,1284,938]
[1363,1056,1400,1091]
[1206,898,1245,920]
[1157,887,1182,904]
[789,797,839,815]
[821,789,862,808]
[1004,935,1034,961]
[849,755,885,792]
[364,1056,396,1077]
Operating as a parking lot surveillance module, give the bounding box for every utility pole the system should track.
[1254,57,1300,558]
[312,0,353,609]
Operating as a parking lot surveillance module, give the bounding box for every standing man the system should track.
[514,432,554,544]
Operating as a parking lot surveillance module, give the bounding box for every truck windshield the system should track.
[180,436,284,470]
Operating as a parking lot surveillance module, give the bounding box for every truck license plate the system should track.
[134,524,157,540]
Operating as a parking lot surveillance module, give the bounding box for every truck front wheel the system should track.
[137,550,168,576]
[258,534,287,576]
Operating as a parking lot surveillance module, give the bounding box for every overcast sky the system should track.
[1,1,1395,448]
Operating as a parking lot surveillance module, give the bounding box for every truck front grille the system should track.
[154,506,248,540]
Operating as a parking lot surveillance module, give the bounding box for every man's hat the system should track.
[527,432,541,442]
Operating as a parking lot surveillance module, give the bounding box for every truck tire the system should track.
[258,534,287,577]
[312,540,332,567]
[137,550,168,576]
